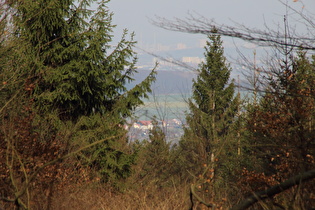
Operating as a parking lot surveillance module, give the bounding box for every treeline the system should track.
[0,1,314,209]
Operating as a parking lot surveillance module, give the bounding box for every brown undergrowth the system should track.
[50,182,189,210]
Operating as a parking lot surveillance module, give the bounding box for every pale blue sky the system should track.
[106,0,314,48]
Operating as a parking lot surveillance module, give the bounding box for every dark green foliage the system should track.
[0,0,156,193]
[177,30,240,182]
[5,0,156,122]
[73,113,136,185]
[136,118,171,188]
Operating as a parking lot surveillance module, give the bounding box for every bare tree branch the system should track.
[151,2,315,51]
[231,169,315,210]
[135,46,198,72]
[190,184,216,209]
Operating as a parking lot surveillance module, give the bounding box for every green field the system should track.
[135,90,250,120]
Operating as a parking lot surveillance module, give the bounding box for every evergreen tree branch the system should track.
[0,88,22,115]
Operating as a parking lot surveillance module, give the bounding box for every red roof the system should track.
[139,120,152,126]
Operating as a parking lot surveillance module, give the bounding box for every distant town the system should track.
[127,118,185,145]
[134,39,208,70]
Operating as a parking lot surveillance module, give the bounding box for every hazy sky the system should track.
[106,0,314,48]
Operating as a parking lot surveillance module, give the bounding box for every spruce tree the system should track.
[240,49,315,209]
[0,0,156,198]
[147,119,170,181]
[136,118,171,188]
[177,30,239,184]
[6,0,156,121]
[247,50,315,179]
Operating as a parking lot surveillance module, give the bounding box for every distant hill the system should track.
[130,69,196,95]
[130,68,249,95]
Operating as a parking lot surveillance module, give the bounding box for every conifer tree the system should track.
[247,50,315,179]
[0,0,156,203]
[177,30,239,184]
[5,0,156,121]
[136,118,171,188]
[239,48,315,209]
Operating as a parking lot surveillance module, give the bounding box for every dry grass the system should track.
[23,175,315,209]
[51,183,190,210]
